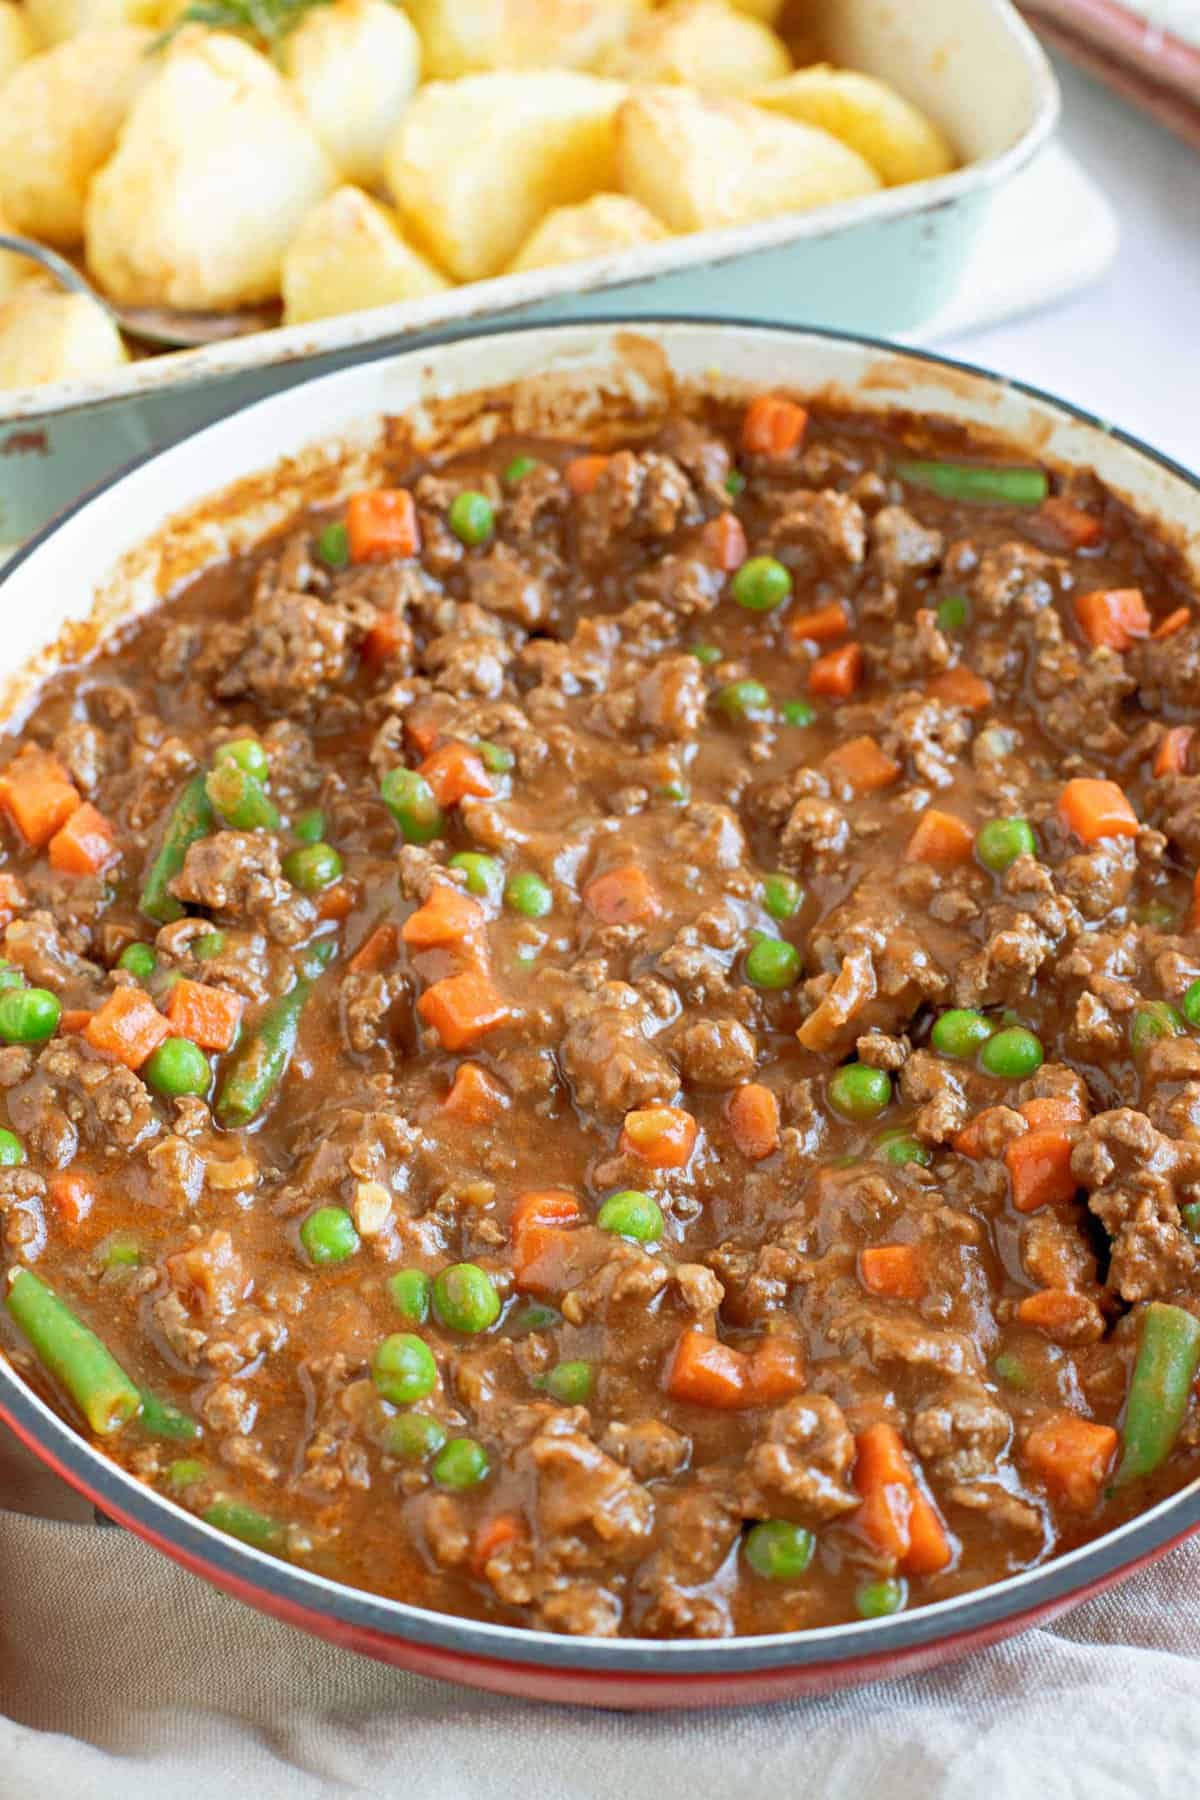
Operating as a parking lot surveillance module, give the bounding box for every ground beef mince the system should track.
[1,389,1199,1641]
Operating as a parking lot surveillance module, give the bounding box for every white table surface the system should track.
[942,53,1200,473]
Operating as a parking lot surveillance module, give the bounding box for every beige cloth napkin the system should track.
[2,1426,1198,1800]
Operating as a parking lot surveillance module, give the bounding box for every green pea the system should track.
[448,491,494,547]
[545,1360,593,1404]
[432,1263,501,1335]
[475,739,515,775]
[936,594,969,632]
[432,1436,489,1490]
[282,843,343,894]
[167,1457,208,1489]
[931,1008,995,1060]
[213,738,269,781]
[976,817,1037,873]
[1134,899,1176,928]
[992,1351,1031,1391]
[690,642,722,666]
[502,455,538,487]
[0,1127,24,1165]
[732,556,791,613]
[877,1130,931,1168]
[117,943,156,981]
[1181,1200,1200,1242]
[206,764,279,833]
[144,1037,211,1099]
[450,851,503,901]
[979,1025,1044,1079]
[508,1302,561,1335]
[657,781,690,805]
[316,521,350,568]
[96,1232,141,1269]
[762,873,802,921]
[743,1520,815,1581]
[780,698,816,727]
[725,470,746,498]
[292,808,326,845]
[1183,981,1200,1028]
[745,935,800,990]
[299,1206,360,1267]
[505,871,552,919]
[856,1576,907,1618]
[1130,1001,1185,1056]
[380,1412,446,1461]
[596,1190,663,1243]
[380,768,444,845]
[193,931,225,961]
[828,1062,892,1121]
[388,1268,431,1324]
[372,1332,437,1405]
[715,679,771,722]
[0,961,24,991]
[0,987,61,1044]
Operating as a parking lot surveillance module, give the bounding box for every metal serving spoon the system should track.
[0,231,277,349]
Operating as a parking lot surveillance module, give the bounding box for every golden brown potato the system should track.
[727,0,785,17]
[0,27,152,247]
[753,66,956,185]
[0,282,127,389]
[282,0,422,189]
[282,185,449,325]
[23,0,162,45]
[406,0,649,79]
[617,86,880,233]
[86,32,335,309]
[385,71,624,282]
[0,0,37,83]
[508,192,668,272]
[602,0,790,94]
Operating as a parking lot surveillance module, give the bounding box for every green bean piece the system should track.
[1181,1200,1200,1242]
[545,1360,593,1404]
[1129,1001,1185,1056]
[828,1063,892,1121]
[725,469,747,498]
[193,931,225,961]
[780,698,816,727]
[979,1026,1043,1079]
[894,458,1049,506]
[475,739,515,775]
[6,1268,140,1435]
[295,936,337,981]
[432,1437,489,1490]
[876,1130,931,1169]
[1134,899,1176,929]
[388,1268,431,1323]
[0,1127,24,1165]
[502,455,538,487]
[316,521,349,568]
[1117,1302,1200,1483]
[139,1388,200,1442]
[508,1302,561,1335]
[205,764,280,834]
[292,808,327,845]
[379,1412,446,1461]
[856,1576,907,1618]
[203,1499,285,1551]
[166,1457,207,1489]
[743,1520,815,1580]
[0,960,24,991]
[140,774,214,925]
[117,942,156,981]
[0,986,60,1044]
[935,594,969,633]
[95,1232,141,1270]
[1183,981,1200,1029]
[213,738,269,781]
[214,976,313,1129]
[380,768,444,845]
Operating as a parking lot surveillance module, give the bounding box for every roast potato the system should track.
[282,185,448,325]
[753,66,956,185]
[0,27,152,246]
[509,192,668,272]
[386,71,624,282]
[282,0,421,189]
[602,1,790,94]
[22,0,162,45]
[0,0,36,83]
[0,283,127,389]
[405,0,648,79]
[617,86,880,233]
[86,32,335,309]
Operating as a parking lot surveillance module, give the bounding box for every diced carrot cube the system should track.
[741,394,807,459]
[346,488,420,563]
[58,1010,91,1035]
[1024,1413,1117,1512]
[727,1083,780,1161]
[824,735,901,795]
[511,1189,582,1236]
[619,1105,697,1170]
[745,1334,806,1405]
[417,970,509,1050]
[1036,496,1104,550]
[853,1422,952,1574]
[1153,607,1191,640]
[349,922,400,974]
[1074,587,1151,651]
[48,803,116,876]
[47,1170,94,1232]
[404,711,442,756]
[809,641,863,700]
[1016,1289,1098,1338]
[859,1243,926,1301]
[402,885,485,949]
[1020,1095,1085,1128]
[164,979,244,1052]
[361,611,408,666]
[583,865,660,927]
[1058,777,1139,844]
[664,1328,749,1409]
[471,1513,526,1578]
[565,455,609,497]
[1153,726,1193,778]
[418,743,493,808]
[904,808,975,867]
[0,746,80,848]
[84,986,169,1070]
[317,882,356,922]
[701,512,747,573]
[442,1061,508,1124]
[953,1106,1017,1160]
[926,666,993,713]
[789,601,850,646]
[1006,1128,1077,1212]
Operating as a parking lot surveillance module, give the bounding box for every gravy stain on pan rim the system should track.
[0,313,1198,1685]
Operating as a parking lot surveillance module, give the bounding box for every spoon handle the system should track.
[0,232,120,321]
